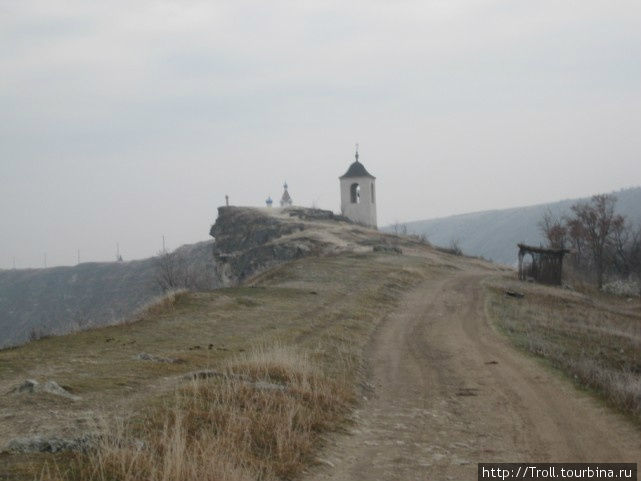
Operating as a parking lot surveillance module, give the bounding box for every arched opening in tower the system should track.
[350,183,360,204]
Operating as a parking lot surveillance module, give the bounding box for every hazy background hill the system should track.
[385,187,641,266]
[0,241,217,348]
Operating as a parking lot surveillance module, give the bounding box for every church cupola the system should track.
[280,182,293,207]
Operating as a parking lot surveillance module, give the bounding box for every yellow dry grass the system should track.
[1,251,437,481]
[40,344,353,481]
[131,288,189,322]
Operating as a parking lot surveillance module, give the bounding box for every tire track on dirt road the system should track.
[306,269,641,481]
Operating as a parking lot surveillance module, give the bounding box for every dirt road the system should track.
[307,270,641,480]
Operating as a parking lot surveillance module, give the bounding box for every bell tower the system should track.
[339,145,377,228]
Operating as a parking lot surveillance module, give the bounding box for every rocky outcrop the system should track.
[135,352,184,364]
[210,207,351,285]
[8,379,81,401]
[4,434,98,454]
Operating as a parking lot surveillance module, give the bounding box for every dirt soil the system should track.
[307,270,641,481]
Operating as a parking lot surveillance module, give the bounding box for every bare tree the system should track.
[154,249,191,292]
[566,216,587,269]
[154,247,216,292]
[632,227,641,291]
[612,222,641,281]
[449,238,463,256]
[611,219,633,277]
[567,194,624,288]
[392,221,408,236]
[417,232,430,245]
[539,209,567,249]
[539,194,641,291]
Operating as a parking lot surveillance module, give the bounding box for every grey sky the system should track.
[1,1,640,268]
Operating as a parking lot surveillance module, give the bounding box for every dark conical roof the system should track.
[340,160,375,179]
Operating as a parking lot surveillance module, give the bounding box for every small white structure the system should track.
[280,182,293,207]
[339,147,377,228]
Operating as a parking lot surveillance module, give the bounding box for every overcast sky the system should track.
[1,1,640,268]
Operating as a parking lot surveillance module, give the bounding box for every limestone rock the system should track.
[372,245,403,254]
[210,207,334,285]
[4,434,96,453]
[135,352,182,364]
[9,379,81,401]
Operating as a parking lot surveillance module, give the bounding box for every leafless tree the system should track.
[154,248,216,292]
[417,232,430,245]
[392,221,408,236]
[567,194,624,288]
[632,227,641,290]
[449,238,463,256]
[539,209,567,249]
[154,249,191,292]
[612,222,641,281]
[539,194,641,289]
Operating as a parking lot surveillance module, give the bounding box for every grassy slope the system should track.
[485,276,641,423]
[0,250,443,480]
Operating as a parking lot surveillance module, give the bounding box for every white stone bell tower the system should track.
[339,145,377,228]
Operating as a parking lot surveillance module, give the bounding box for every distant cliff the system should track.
[385,187,641,265]
[0,241,217,348]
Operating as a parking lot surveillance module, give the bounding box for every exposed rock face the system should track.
[210,207,352,285]
[211,207,305,254]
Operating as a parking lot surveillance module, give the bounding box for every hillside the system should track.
[0,206,360,349]
[1,207,639,481]
[0,241,217,348]
[0,207,449,480]
[387,187,641,265]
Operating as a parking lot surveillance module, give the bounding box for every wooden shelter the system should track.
[517,244,569,285]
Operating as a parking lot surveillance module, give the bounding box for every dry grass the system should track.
[40,344,353,481]
[1,252,432,480]
[486,277,641,421]
[131,288,189,322]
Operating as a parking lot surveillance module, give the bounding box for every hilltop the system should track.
[0,206,447,480]
[388,186,641,264]
[0,206,381,349]
[1,207,639,481]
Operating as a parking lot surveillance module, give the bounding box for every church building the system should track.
[280,182,293,207]
[339,147,377,228]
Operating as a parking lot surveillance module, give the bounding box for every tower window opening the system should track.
[350,183,360,204]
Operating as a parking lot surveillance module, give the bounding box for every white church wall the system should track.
[340,176,377,228]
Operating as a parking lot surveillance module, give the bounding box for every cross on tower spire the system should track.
[355,143,359,162]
